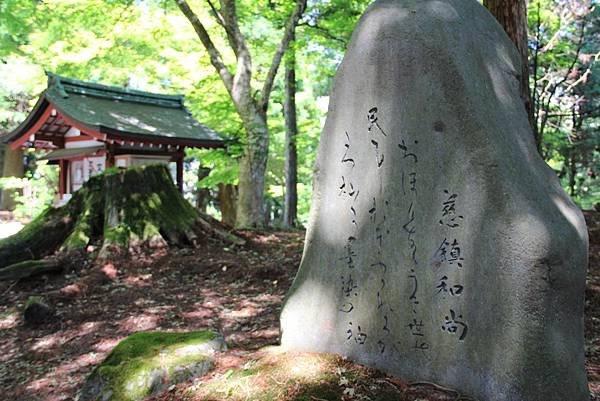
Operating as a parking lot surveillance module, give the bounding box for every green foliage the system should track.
[2,0,596,228]
[530,0,600,209]
[0,161,58,220]
[0,0,37,58]
[0,0,370,226]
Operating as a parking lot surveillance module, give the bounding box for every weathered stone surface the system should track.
[77,331,225,401]
[280,1,589,400]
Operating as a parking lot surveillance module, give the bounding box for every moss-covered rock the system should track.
[23,296,54,326]
[78,331,225,401]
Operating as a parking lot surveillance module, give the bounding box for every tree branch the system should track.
[206,0,226,28]
[206,0,240,59]
[298,21,347,45]
[219,0,253,104]
[258,0,307,113]
[174,0,234,94]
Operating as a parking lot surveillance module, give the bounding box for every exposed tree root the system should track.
[0,259,63,281]
[0,165,246,277]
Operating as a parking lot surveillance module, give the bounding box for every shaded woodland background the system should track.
[0,0,598,227]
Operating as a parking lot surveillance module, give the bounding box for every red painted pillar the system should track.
[58,159,69,200]
[58,159,66,197]
[106,147,115,168]
[176,155,184,193]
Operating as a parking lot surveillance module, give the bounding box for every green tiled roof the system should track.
[39,145,105,161]
[3,73,224,147]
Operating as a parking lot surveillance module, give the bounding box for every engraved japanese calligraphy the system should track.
[281,1,589,400]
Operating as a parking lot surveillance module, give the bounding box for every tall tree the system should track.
[175,0,307,227]
[195,165,212,212]
[484,0,535,141]
[0,148,24,211]
[283,33,298,228]
[0,88,31,211]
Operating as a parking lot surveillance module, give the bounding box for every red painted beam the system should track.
[10,106,54,150]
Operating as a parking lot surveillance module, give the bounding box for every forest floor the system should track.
[0,212,598,401]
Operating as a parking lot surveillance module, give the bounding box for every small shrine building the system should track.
[2,73,224,201]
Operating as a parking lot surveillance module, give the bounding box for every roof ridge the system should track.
[46,73,185,106]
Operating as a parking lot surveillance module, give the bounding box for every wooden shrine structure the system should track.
[1,73,224,201]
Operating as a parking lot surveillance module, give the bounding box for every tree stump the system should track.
[0,164,245,274]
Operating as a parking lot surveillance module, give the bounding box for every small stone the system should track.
[23,297,54,326]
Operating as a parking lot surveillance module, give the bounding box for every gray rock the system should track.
[280,1,589,400]
[23,297,54,326]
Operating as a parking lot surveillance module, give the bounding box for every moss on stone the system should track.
[101,331,216,365]
[81,331,220,401]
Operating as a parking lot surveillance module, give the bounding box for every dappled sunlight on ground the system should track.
[0,337,18,363]
[181,304,217,320]
[585,211,600,400]
[0,310,19,330]
[93,337,125,353]
[31,321,102,353]
[0,221,598,400]
[26,350,105,399]
[123,273,153,287]
[0,231,304,400]
[118,312,162,332]
[157,347,458,401]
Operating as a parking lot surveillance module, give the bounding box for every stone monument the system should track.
[280,1,590,400]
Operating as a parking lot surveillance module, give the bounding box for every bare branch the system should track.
[537,22,586,135]
[206,0,226,28]
[259,0,307,113]
[546,105,600,119]
[564,49,600,93]
[298,21,347,45]
[206,0,241,58]
[219,0,250,58]
[175,0,234,93]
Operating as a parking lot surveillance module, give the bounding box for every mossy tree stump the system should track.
[0,164,244,274]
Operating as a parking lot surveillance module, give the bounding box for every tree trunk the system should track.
[236,110,269,228]
[1,146,24,211]
[175,0,307,228]
[196,166,211,212]
[568,150,577,197]
[484,0,535,141]
[283,37,298,229]
[0,165,245,270]
[218,183,237,227]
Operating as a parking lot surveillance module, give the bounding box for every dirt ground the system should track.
[0,212,599,401]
